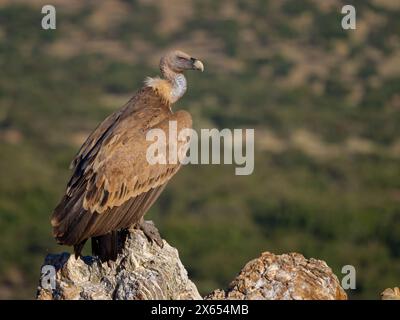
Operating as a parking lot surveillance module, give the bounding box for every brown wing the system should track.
[51,87,192,245]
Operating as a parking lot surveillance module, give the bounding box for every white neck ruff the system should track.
[145,73,187,104]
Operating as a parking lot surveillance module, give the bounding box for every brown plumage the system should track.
[51,50,204,261]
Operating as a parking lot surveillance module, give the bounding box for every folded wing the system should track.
[51,88,192,245]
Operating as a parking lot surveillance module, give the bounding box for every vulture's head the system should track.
[160,50,204,75]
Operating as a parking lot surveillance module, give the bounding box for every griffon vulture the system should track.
[51,50,204,261]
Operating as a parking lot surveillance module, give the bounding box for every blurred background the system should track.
[0,0,399,299]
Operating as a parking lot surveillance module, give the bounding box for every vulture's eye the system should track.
[177,56,186,61]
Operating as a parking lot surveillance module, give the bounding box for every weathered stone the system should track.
[37,227,201,300]
[37,228,348,300]
[205,252,347,300]
[381,287,400,300]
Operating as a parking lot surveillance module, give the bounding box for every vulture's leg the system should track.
[73,239,87,259]
[91,231,119,262]
[139,220,164,248]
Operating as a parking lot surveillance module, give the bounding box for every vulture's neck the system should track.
[170,73,187,103]
[145,68,187,104]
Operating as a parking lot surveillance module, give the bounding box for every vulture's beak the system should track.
[191,58,204,72]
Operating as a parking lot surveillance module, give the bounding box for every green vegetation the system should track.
[0,0,399,299]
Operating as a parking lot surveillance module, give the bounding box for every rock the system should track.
[37,228,347,300]
[36,227,201,300]
[381,287,400,300]
[205,251,347,300]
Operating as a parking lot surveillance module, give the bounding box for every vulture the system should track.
[51,50,204,261]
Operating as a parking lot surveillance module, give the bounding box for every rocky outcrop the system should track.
[37,226,347,300]
[381,287,400,300]
[37,227,201,300]
[205,252,347,300]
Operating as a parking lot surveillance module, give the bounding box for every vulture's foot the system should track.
[139,220,164,248]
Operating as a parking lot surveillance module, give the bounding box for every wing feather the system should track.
[81,108,192,213]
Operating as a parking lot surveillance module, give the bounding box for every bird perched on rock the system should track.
[51,50,204,261]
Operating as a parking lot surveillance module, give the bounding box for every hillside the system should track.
[0,0,399,299]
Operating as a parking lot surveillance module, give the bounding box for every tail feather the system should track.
[51,184,168,261]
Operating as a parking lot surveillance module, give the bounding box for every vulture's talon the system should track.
[140,220,164,248]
